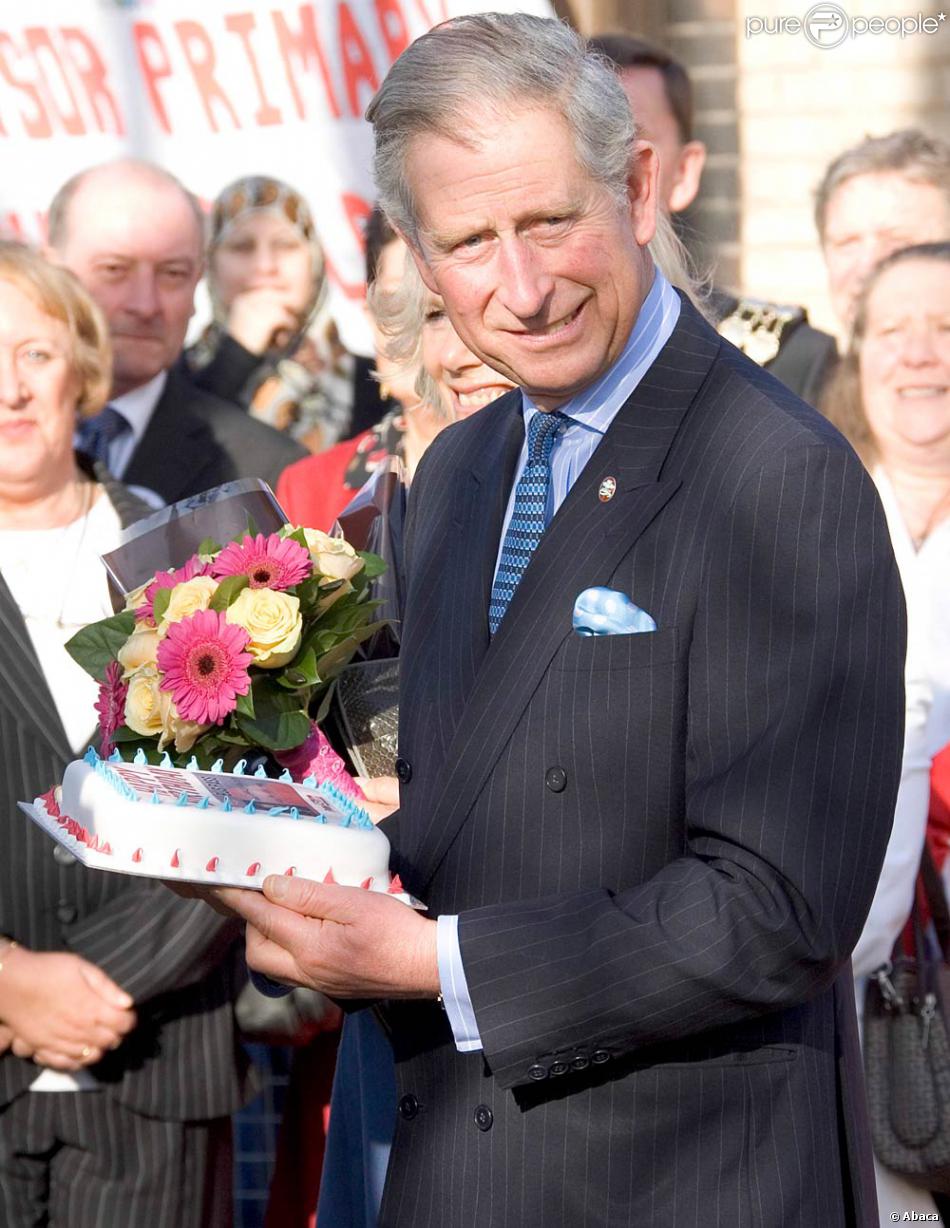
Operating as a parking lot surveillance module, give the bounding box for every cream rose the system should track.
[124,666,164,737]
[159,576,219,633]
[123,581,150,615]
[158,692,209,753]
[300,528,364,585]
[225,587,302,668]
[117,626,160,678]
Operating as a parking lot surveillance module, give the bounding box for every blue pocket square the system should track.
[572,587,657,637]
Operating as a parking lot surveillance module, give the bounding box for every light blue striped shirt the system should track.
[438,268,681,1052]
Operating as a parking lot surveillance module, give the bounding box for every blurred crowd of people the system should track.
[0,22,947,1228]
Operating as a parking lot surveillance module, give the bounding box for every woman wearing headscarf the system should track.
[187,175,354,453]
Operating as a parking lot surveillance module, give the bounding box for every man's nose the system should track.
[124,268,161,317]
[495,238,554,320]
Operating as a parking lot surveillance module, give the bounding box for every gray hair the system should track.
[814,129,950,241]
[368,248,450,417]
[367,11,702,309]
[48,158,206,252]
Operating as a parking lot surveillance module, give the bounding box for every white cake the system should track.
[32,749,405,895]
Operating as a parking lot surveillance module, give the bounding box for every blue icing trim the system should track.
[94,757,137,802]
[233,759,247,776]
[210,759,224,773]
[253,764,268,778]
[268,806,290,816]
[133,748,148,766]
[290,807,299,820]
[84,747,99,766]
[317,782,373,830]
[186,756,199,771]
[160,752,173,769]
[108,749,122,763]
[176,792,189,807]
[302,774,316,787]
[198,796,211,809]
[279,769,293,784]
[150,790,160,805]
[243,800,256,815]
[222,795,232,812]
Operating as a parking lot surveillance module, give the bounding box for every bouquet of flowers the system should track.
[66,524,386,773]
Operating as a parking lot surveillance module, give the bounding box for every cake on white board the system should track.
[21,748,413,900]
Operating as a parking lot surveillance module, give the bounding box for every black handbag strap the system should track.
[920,842,950,964]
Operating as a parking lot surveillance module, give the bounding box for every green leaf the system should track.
[65,610,136,682]
[209,574,250,611]
[235,687,255,718]
[313,621,388,683]
[277,646,319,690]
[151,587,171,625]
[244,513,259,539]
[235,706,311,752]
[358,551,386,579]
[312,679,337,725]
[286,526,310,550]
[197,536,222,557]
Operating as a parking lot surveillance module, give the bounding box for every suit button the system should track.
[56,902,77,925]
[549,1060,569,1076]
[570,1055,590,1071]
[473,1103,493,1132]
[544,766,567,793]
[527,1064,548,1081]
[53,844,77,867]
[397,1093,420,1120]
[395,757,412,784]
[591,1049,611,1065]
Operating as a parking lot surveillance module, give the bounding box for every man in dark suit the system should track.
[46,159,305,504]
[589,32,838,408]
[217,15,904,1225]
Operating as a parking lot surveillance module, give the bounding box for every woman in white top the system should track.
[824,241,950,1224]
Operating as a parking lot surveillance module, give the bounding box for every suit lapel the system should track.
[407,298,720,888]
[122,374,211,502]
[0,573,74,762]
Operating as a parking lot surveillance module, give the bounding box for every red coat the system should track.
[276,431,372,531]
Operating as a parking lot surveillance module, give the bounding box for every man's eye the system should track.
[23,348,50,363]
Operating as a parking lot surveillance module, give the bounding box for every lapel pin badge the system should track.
[598,476,617,503]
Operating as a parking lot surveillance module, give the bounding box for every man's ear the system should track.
[668,140,707,214]
[627,140,660,249]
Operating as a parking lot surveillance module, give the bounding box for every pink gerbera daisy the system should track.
[212,533,311,591]
[139,555,214,623]
[94,660,128,757]
[156,609,252,725]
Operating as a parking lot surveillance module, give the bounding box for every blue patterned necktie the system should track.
[77,405,130,467]
[488,410,568,635]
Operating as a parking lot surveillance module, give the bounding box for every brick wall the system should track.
[562,0,950,342]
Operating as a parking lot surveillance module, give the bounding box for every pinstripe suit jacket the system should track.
[0,464,250,1120]
[378,299,905,1226]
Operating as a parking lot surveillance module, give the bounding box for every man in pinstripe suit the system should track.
[222,15,905,1225]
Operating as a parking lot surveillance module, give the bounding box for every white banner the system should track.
[0,0,553,351]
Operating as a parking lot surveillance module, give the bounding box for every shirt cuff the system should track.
[436,914,483,1052]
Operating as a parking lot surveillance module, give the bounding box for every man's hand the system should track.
[217,876,439,999]
[0,948,137,1070]
[354,775,400,824]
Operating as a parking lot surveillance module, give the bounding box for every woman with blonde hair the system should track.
[0,242,243,1225]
